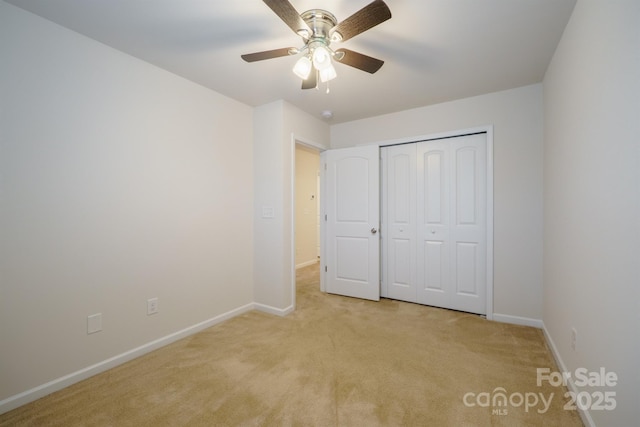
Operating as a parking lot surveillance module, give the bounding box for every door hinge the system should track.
[325,265,327,272]
[325,214,327,221]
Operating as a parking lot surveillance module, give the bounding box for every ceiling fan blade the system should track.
[331,0,391,42]
[334,49,384,74]
[301,69,317,90]
[241,47,295,62]
[263,0,311,37]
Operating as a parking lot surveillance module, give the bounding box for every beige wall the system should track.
[331,84,544,323]
[253,101,329,313]
[295,145,320,268]
[543,1,640,425]
[0,2,254,406]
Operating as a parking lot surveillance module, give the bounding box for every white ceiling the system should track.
[6,0,576,124]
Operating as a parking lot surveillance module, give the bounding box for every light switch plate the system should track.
[147,298,159,315]
[261,206,275,218]
[87,313,102,334]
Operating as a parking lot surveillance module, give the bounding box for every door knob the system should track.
[371,228,378,234]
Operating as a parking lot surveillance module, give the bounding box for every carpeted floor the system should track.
[0,263,583,426]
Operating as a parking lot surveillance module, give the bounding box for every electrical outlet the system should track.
[147,298,159,315]
[87,313,102,334]
[571,327,577,351]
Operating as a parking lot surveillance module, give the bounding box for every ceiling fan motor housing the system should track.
[300,10,341,43]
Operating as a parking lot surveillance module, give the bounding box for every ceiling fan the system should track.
[241,0,392,90]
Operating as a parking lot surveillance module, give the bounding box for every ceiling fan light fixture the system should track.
[319,63,337,83]
[293,55,312,80]
[312,45,332,70]
[242,1,391,90]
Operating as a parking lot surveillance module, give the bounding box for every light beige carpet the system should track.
[1,263,582,426]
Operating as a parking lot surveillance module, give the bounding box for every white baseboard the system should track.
[542,323,595,427]
[253,302,294,317]
[0,302,256,415]
[492,313,543,328]
[492,316,594,425]
[295,259,319,269]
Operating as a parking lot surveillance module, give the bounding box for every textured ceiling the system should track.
[6,0,576,123]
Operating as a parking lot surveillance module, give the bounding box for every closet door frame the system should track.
[378,126,494,320]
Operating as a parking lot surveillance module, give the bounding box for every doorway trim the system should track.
[290,134,326,311]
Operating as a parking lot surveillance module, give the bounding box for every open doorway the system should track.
[294,143,321,269]
[294,143,321,293]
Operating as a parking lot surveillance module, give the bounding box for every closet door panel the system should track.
[454,242,479,294]
[424,240,444,291]
[383,144,417,302]
[417,142,450,307]
[449,135,487,314]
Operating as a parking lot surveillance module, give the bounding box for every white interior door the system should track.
[324,145,380,301]
[382,133,487,315]
[416,134,487,314]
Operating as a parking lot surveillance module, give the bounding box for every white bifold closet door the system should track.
[382,133,487,314]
